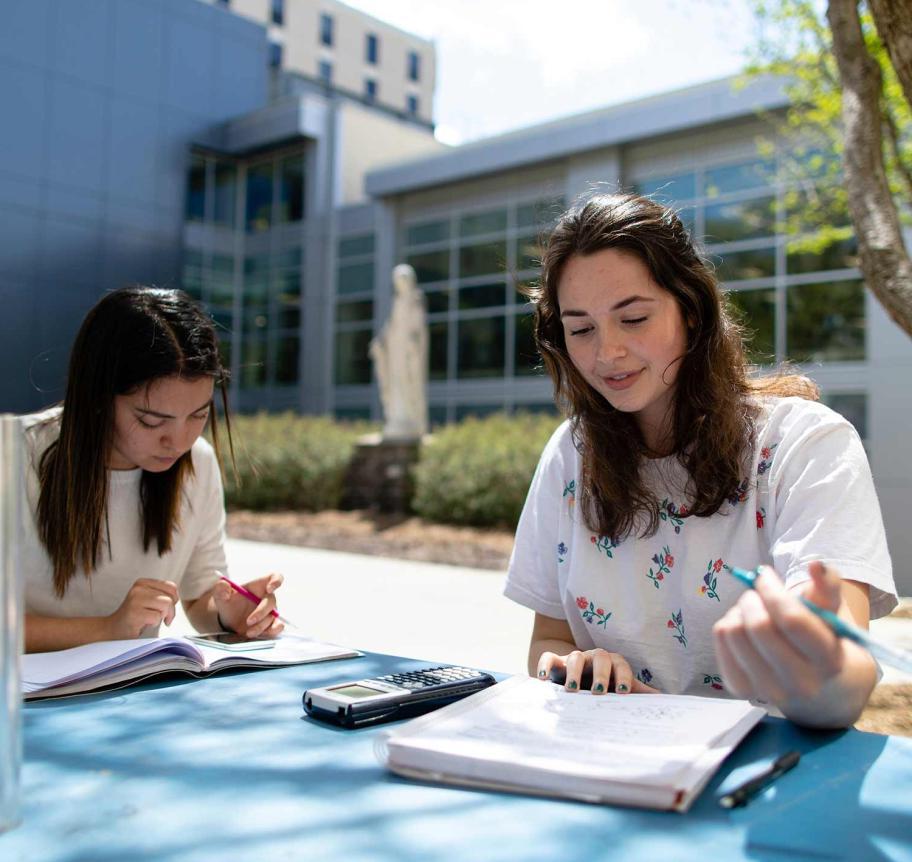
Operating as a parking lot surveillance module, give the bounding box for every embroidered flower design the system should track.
[590,534,618,558]
[637,668,653,685]
[727,478,750,507]
[699,558,723,601]
[756,507,766,529]
[562,480,576,508]
[557,542,568,563]
[576,598,612,628]
[702,674,724,691]
[667,609,687,647]
[758,442,779,475]
[658,498,686,533]
[646,544,674,589]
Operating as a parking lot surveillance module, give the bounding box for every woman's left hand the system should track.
[213,573,285,639]
[712,561,876,727]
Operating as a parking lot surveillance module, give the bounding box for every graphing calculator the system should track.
[302,665,497,728]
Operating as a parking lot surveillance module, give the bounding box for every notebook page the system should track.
[387,676,762,784]
[21,638,202,690]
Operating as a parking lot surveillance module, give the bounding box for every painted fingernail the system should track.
[568,680,578,690]
[617,683,629,693]
[537,669,546,678]
[595,683,605,693]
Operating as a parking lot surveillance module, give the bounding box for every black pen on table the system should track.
[719,750,801,809]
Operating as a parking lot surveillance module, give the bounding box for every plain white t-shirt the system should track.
[504,397,897,697]
[23,407,228,636]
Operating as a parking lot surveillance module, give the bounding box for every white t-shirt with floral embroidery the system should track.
[504,396,897,697]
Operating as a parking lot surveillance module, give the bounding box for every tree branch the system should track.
[869,0,912,109]
[827,0,912,336]
[882,104,912,202]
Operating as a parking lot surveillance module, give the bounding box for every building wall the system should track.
[0,0,268,413]
[209,0,436,124]
[334,101,445,205]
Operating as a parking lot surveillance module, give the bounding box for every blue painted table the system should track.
[4,652,912,861]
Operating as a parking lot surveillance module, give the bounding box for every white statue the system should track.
[369,264,428,439]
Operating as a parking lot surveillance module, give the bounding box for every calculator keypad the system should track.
[376,666,481,690]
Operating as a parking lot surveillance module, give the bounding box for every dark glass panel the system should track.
[458,240,505,278]
[279,155,304,223]
[407,249,449,283]
[245,163,273,233]
[428,320,447,380]
[725,288,776,365]
[514,311,540,376]
[334,329,372,385]
[457,315,505,378]
[459,282,505,310]
[704,196,775,243]
[715,247,776,283]
[338,261,374,295]
[336,299,373,323]
[459,209,506,238]
[213,162,236,227]
[786,280,865,363]
[275,335,299,384]
[339,234,374,258]
[406,220,449,246]
[186,155,206,222]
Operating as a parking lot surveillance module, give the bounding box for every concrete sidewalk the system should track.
[169,538,535,674]
[170,538,912,685]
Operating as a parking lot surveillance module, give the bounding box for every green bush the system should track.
[222,413,374,511]
[413,412,562,528]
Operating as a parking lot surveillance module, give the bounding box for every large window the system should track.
[631,152,866,368]
[278,155,304,223]
[271,0,284,26]
[366,33,378,65]
[398,196,561,404]
[320,13,333,47]
[185,156,206,222]
[245,162,273,233]
[408,51,420,82]
[335,234,375,386]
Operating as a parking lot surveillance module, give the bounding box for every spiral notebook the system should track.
[377,675,765,812]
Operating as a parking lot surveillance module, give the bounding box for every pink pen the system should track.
[217,573,297,629]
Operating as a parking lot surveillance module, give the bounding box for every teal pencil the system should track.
[727,566,912,676]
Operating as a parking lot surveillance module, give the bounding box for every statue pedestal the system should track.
[341,433,421,514]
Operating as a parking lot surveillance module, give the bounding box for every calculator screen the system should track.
[329,684,387,700]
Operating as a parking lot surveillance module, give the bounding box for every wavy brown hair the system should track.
[532,192,815,541]
[35,286,234,598]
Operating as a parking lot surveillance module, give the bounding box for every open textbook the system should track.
[377,675,765,812]
[22,635,361,700]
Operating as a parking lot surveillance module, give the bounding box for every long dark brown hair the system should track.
[533,192,815,541]
[35,286,233,597]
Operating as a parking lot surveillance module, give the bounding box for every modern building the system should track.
[198,0,436,126]
[0,0,442,415]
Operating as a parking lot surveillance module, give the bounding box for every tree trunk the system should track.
[827,0,912,337]
[869,0,912,109]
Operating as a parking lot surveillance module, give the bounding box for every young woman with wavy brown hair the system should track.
[24,286,285,653]
[504,193,896,729]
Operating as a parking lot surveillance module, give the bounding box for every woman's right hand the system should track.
[106,578,179,639]
[536,648,660,695]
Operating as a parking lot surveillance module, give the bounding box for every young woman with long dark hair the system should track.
[505,193,897,729]
[24,286,284,653]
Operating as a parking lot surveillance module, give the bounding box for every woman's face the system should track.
[557,248,688,450]
[109,375,215,471]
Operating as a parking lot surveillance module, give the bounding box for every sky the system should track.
[341,0,762,145]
